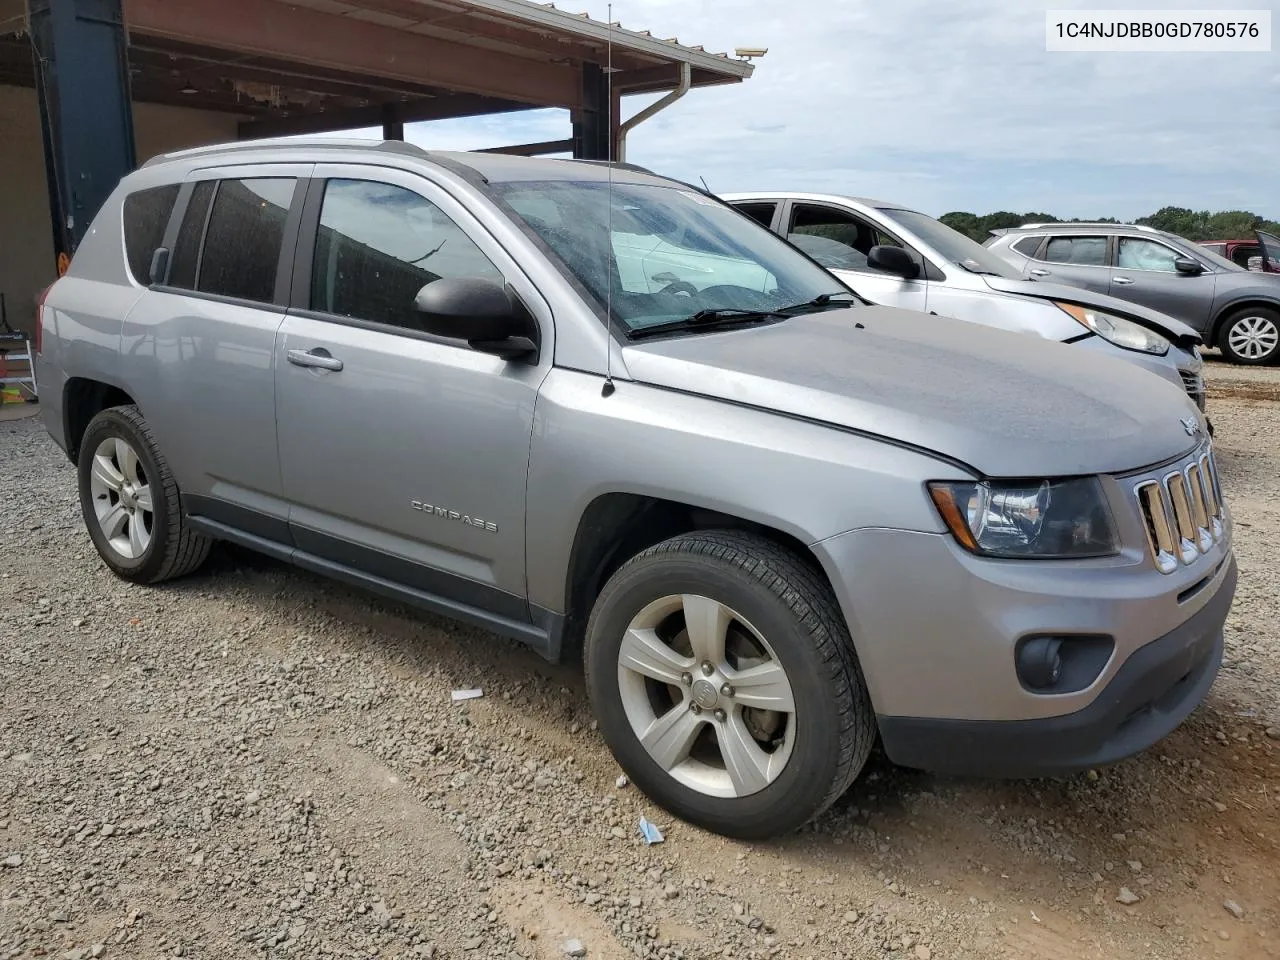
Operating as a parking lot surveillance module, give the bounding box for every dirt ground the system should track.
[1,355,1277,960]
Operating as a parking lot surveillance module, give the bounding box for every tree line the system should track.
[939,207,1280,244]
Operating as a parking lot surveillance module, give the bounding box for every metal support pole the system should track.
[381,101,404,141]
[572,62,611,160]
[29,0,137,273]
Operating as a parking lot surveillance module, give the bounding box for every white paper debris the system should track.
[451,688,484,702]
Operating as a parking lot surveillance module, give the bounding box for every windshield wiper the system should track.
[956,259,1002,276]
[773,292,860,314]
[628,308,785,340]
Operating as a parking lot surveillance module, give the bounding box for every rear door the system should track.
[1022,233,1112,293]
[1108,235,1216,330]
[273,164,552,626]
[780,200,927,312]
[120,165,310,532]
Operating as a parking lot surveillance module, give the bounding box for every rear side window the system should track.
[1011,235,1042,257]
[733,202,777,228]
[1042,235,1108,266]
[168,180,215,290]
[122,185,179,284]
[196,178,297,303]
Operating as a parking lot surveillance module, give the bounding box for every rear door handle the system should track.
[287,348,343,371]
[1029,268,1051,277]
[1113,276,1134,285]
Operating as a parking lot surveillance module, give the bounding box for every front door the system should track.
[274,165,552,624]
[1109,235,1216,331]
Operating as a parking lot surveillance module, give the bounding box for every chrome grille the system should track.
[1180,371,1206,409]
[1135,446,1225,574]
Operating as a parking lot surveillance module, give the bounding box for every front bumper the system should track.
[877,557,1235,777]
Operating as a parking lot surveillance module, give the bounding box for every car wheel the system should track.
[584,530,876,840]
[1219,307,1280,365]
[78,404,211,584]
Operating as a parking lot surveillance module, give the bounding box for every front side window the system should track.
[787,204,877,271]
[122,184,180,285]
[195,178,297,303]
[492,180,846,334]
[310,179,503,331]
[1042,235,1107,266]
[1116,237,1182,273]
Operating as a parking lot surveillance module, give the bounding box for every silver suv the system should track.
[35,139,1237,840]
[986,222,1280,365]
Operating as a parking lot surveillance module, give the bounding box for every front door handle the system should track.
[1113,276,1134,285]
[1029,268,1051,277]
[287,348,343,371]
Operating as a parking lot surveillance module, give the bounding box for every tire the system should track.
[77,404,211,584]
[584,530,876,840]
[1218,306,1280,365]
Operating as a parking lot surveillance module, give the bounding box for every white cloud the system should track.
[399,0,1278,219]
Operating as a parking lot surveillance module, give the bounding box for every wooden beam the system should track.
[125,0,582,108]
[474,138,573,157]
[237,92,531,139]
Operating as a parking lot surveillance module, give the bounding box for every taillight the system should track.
[34,283,52,355]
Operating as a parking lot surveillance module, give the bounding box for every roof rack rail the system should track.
[141,137,429,168]
[1018,220,1158,233]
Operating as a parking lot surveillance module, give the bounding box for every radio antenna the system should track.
[601,2,617,398]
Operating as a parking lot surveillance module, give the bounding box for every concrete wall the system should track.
[0,84,241,336]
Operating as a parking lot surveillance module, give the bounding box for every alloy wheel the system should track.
[616,594,797,798]
[88,436,154,559]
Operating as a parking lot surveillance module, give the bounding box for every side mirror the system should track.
[867,244,920,280]
[414,277,538,361]
[1174,257,1204,276]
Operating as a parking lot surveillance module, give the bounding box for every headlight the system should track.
[1056,302,1170,355]
[928,477,1119,558]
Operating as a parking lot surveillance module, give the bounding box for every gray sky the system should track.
[380,0,1278,220]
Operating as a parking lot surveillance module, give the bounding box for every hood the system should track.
[979,275,1202,345]
[622,307,1203,478]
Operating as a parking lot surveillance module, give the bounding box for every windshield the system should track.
[491,180,851,333]
[1176,236,1244,272]
[880,208,1023,279]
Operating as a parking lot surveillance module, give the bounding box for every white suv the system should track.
[722,192,1208,410]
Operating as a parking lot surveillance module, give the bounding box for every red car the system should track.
[1199,230,1280,273]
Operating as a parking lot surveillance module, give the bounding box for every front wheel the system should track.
[584,530,876,840]
[1219,307,1280,365]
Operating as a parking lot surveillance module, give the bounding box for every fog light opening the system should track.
[1018,636,1063,689]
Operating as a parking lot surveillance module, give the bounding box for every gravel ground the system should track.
[2,364,1278,960]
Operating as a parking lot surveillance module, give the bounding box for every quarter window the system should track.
[122,185,180,285]
[196,178,297,303]
[1042,235,1108,266]
[1116,237,1182,273]
[310,179,503,331]
[1011,235,1042,257]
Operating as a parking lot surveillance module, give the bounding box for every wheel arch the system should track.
[1210,298,1280,347]
[63,377,138,462]
[558,492,835,661]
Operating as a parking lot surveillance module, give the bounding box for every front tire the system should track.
[77,405,211,584]
[584,530,875,840]
[1218,306,1280,365]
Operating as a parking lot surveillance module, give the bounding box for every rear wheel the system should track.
[584,530,875,840]
[1218,307,1280,365]
[77,405,211,583]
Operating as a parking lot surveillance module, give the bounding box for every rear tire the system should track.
[584,530,875,840]
[1218,306,1280,365]
[77,405,211,584]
